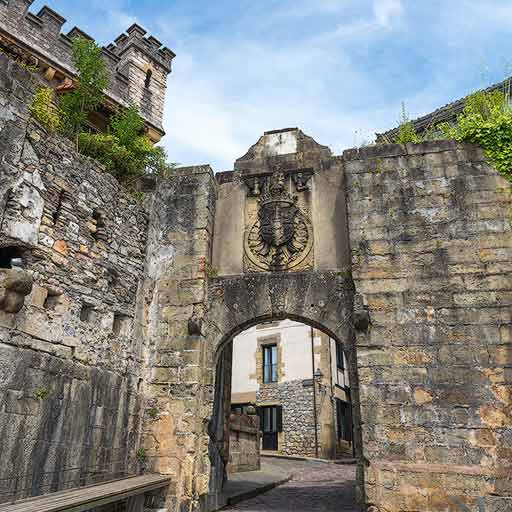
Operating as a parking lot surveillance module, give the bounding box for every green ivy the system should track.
[438,89,512,183]
[35,388,50,400]
[147,407,159,419]
[205,263,219,278]
[30,87,62,133]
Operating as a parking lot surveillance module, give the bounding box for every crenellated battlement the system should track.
[108,23,175,73]
[0,0,175,141]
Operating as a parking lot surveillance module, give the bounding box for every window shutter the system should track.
[336,341,345,370]
[276,406,283,432]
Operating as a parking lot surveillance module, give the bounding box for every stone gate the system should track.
[1,58,511,512]
[141,129,512,512]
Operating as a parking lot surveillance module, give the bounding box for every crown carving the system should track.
[259,171,296,207]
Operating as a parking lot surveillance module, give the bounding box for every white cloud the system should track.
[164,62,246,168]
[158,0,410,170]
[328,0,403,40]
[374,0,403,28]
[162,34,398,170]
[35,0,510,171]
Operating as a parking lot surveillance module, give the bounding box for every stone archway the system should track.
[197,128,365,508]
[140,128,364,512]
[204,271,365,508]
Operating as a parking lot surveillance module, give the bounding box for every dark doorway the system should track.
[260,405,282,451]
[336,399,353,444]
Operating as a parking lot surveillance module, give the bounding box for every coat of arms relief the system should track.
[243,171,314,272]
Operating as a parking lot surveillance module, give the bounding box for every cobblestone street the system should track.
[226,459,361,512]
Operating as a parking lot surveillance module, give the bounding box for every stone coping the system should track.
[372,461,512,477]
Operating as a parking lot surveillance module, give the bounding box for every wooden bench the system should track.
[0,474,171,512]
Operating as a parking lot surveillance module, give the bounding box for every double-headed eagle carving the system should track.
[245,172,312,271]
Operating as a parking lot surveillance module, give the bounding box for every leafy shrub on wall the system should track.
[391,89,512,184]
[79,104,173,180]
[439,89,512,183]
[30,87,62,133]
[27,37,174,182]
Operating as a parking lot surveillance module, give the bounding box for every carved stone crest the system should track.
[244,172,313,271]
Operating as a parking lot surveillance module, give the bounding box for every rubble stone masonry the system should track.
[257,379,319,458]
[0,54,148,502]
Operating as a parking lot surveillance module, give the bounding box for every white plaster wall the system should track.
[232,319,319,395]
[231,327,258,394]
[232,320,352,398]
[280,320,315,382]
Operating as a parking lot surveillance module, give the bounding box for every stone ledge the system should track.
[174,165,214,177]
[405,139,458,154]
[372,460,512,477]
[341,140,483,162]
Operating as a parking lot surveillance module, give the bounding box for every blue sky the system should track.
[31,0,512,170]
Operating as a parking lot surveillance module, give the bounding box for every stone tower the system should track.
[0,1,175,142]
[107,24,175,142]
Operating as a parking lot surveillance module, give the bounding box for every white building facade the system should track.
[231,319,353,459]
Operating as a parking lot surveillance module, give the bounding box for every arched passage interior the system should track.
[206,312,362,509]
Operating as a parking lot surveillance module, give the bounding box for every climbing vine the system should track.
[389,89,512,184]
[438,88,512,183]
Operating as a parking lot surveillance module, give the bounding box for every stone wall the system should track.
[257,379,318,457]
[345,141,512,511]
[3,52,512,512]
[140,165,217,512]
[0,56,148,503]
[227,413,261,473]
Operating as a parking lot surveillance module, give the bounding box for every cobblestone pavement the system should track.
[226,458,361,512]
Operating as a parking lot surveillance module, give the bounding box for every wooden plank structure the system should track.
[0,474,171,512]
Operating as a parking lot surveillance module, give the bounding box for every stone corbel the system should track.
[44,66,56,81]
[0,269,33,314]
[353,293,370,331]
[188,311,203,336]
